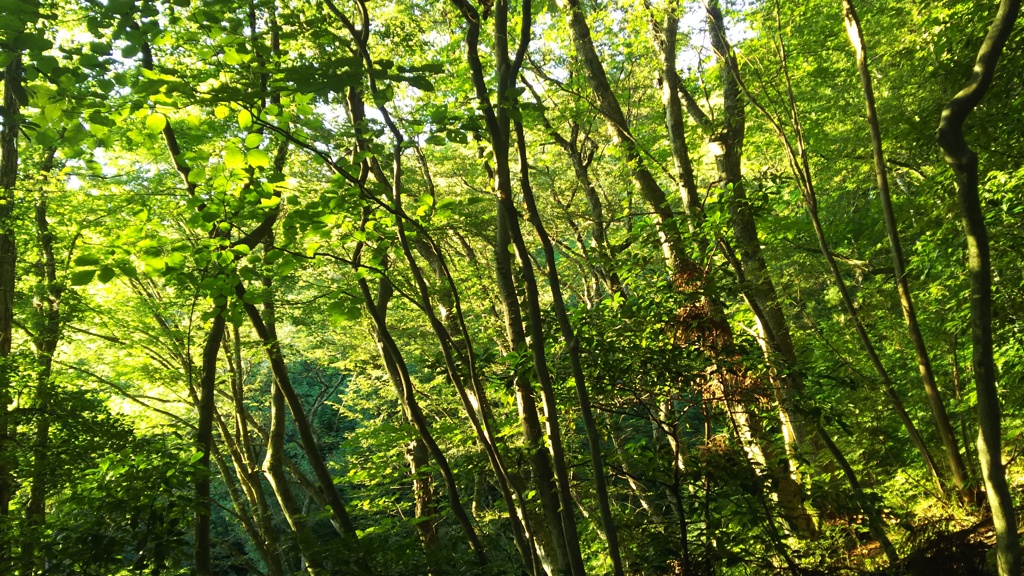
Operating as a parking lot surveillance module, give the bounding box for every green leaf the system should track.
[120,43,140,59]
[145,113,167,134]
[244,133,263,148]
[238,109,252,129]
[327,299,362,324]
[223,47,242,65]
[214,105,230,119]
[405,75,435,92]
[224,145,245,170]
[187,166,206,184]
[97,267,117,283]
[70,269,96,286]
[166,252,186,268]
[247,149,270,168]
[74,254,102,267]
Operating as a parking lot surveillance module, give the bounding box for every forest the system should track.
[0,0,1022,574]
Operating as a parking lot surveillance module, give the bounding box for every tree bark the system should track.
[703,0,817,468]
[566,0,816,537]
[0,55,22,566]
[515,117,625,576]
[739,0,946,495]
[21,187,63,575]
[215,330,289,576]
[326,10,521,560]
[842,0,969,495]
[652,6,703,232]
[447,0,586,570]
[936,0,1021,572]
[360,273,487,563]
[261,355,322,574]
[816,425,898,564]
[195,311,227,576]
[235,284,362,552]
[562,0,697,282]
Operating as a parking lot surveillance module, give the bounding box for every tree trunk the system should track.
[211,443,286,576]
[222,326,287,576]
[21,189,63,575]
[515,117,625,576]
[562,0,696,282]
[703,0,818,472]
[842,0,969,495]
[0,55,22,567]
[936,0,1021,571]
[236,285,362,553]
[361,273,486,563]
[447,0,585,570]
[195,311,227,576]
[652,7,702,232]
[566,0,816,537]
[740,1,946,495]
[261,357,322,574]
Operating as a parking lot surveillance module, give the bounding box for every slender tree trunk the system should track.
[195,311,227,576]
[718,243,817,537]
[703,0,818,473]
[515,117,625,576]
[369,280,441,553]
[377,140,537,571]
[0,56,22,568]
[214,409,287,576]
[816,425,898,564]
[236,286,360,543]
[329,15,523,560]
[211,444,285,576]
[652,7,702,232]
[936,0,1021,572]
[223,327,287,575]
[740,0,946,495]
[842,0,970,494]
[447,0,585,570]
[566,0,816,537]
[215,329,289,576]
[261,357,321,575]
[562,0,696,282]
[21,189,63,575]
[360,273,486,563]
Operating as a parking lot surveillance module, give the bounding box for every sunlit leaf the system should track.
[247,149,270,168]
[145,113,167,134]
[224,145,245,170]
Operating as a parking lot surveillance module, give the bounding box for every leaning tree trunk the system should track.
[652,6,703,234]
[360,270,486,563]
[447,0,586,570]
[842,0,970,495]
[195,310,227,576]
[738,0,946,495]
[703,0,818,469]
[515,117,625,576]
[936,0,1021,572]
[236,285,359,539]
[565,0,816,537]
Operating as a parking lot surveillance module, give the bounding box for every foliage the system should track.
[0,0,1021,574]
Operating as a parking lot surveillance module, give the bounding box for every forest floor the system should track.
[858,515,1009,575]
